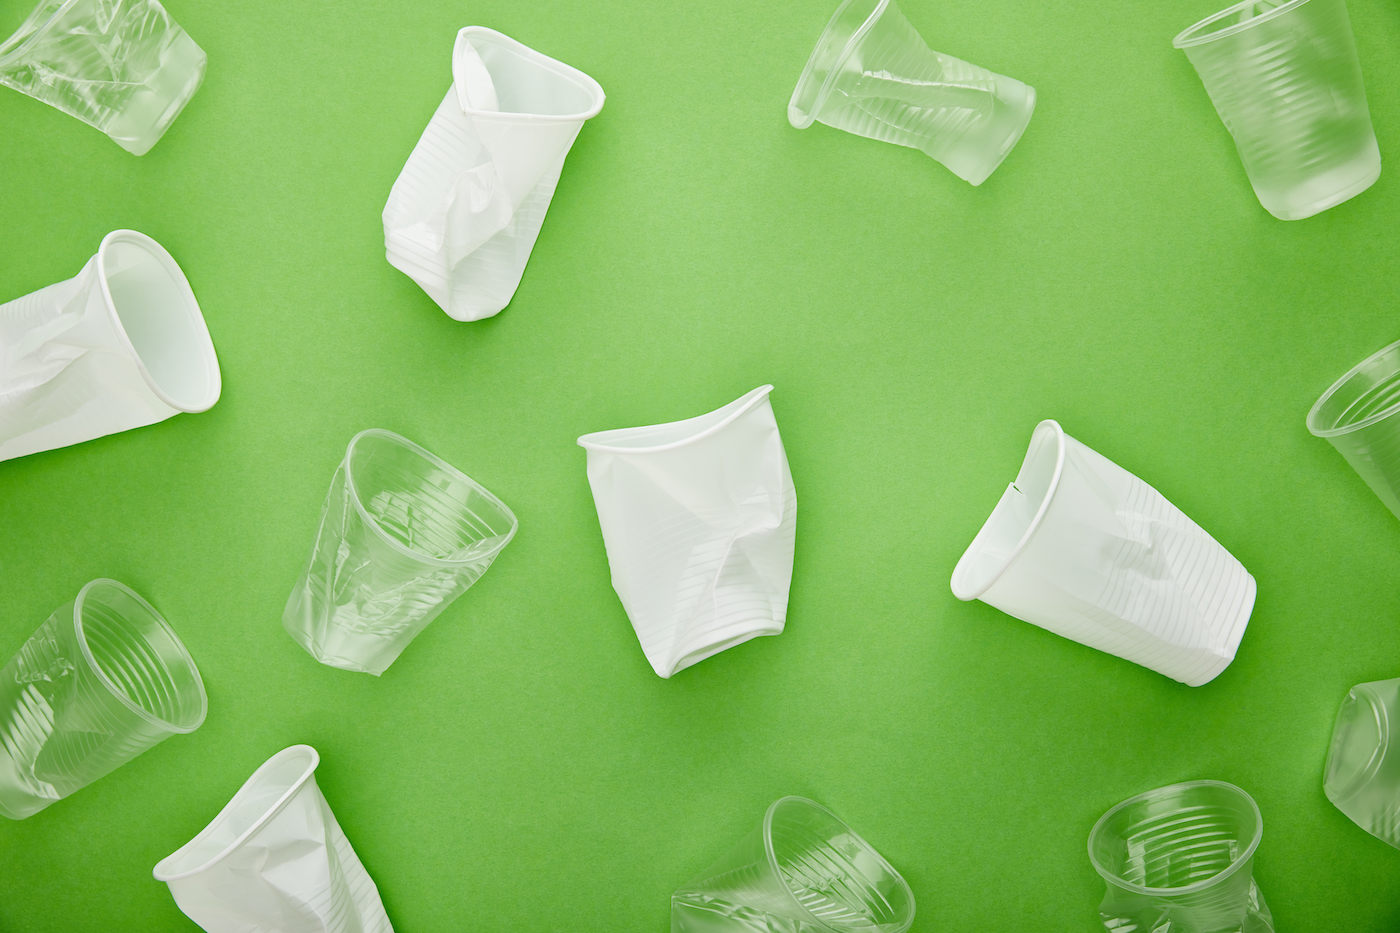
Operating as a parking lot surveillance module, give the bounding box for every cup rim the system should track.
[1172,0,1314,48]
[1087,780,1263,896]
[1306,337,1400,437]
[0,0,81,64]
[576,385,775,454]
[342,428,519,567]
[761,796,916,933]
[72,578,208,734]
[453,26,605,123]
[1324,682,1390,802]
[788,0,889,129]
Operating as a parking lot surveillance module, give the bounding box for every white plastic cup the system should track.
[789,0,1035,186]
[0,229,221,462]
[1306,338,1400,522]
[951,420,1256,686]
[153,745,395,933]
[577,386,798,678]
[383,27,605,321]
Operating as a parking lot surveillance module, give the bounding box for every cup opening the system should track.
[1325,684,1389,804]
[577,385,774,454]
[1172,0,1311,48]
[455,27,603,120]
[1307,339,1400,438]
[788,0,887,129]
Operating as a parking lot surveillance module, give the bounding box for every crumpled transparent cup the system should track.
[577,386,798,679]
[0,578,207,820]
[153,744,394,933]
[283,429,518,676]
[951,419,1256,686]
[0,228,222,463]
[1324,677,1400,847]
[788,0,1035,186]
[383,26,605,321]
[1089,781,1274,933]
[671,796,915,933]
[1307,338,1400,522]
[0,0,206,155]
[1173,0,1380,220]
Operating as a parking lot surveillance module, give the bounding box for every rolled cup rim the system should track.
[1306,337,1400,437]
[1173,0,1314,48]
[1324,682,1389,803]
[576,385,774,454]
[453,26,605,122]
[788,0,889,129]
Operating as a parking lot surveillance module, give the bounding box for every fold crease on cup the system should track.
[153,745,395,933]
[1307,338,1400,522]
[951,420,1256,686]
[0,229,221,463]
[0,0,206,154]
[1324,677,1400,848]
[789,0,1035,186]
[577,386,797,678]
[382,26,605,321]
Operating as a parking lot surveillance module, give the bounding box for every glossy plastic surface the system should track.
[1324,677,1400,847]
[1307,338,1400,522]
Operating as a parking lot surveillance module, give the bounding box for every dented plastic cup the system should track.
[153,745,395,933]
[0,579,207,820]
[1324,677,1400,848]
[578,386,798,679]
[1089,781,1274,933]
[0,0,206,155]
[1307,338,1400,522]
[951,420,1256,686]
[1174,0,1379,220]
[383,26,605,321]
[283,429,518,676]
[0,229,222,462]
[789,0,1035,186]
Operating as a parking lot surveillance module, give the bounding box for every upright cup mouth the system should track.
[788,0,888,129]
[453,26,604,122]
[1173,0,1313,48]
[1325,683,1389,803]
[1307,338,1400,438]
[577,385,775,454]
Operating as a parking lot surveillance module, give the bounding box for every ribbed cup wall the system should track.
[1309,341,1400,521]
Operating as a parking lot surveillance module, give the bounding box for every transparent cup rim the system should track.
[1087,780,1263,896]
[576,385,774,454]
[0,0,81,65]
[1324,683,1389,802]
[788,0,888,129]
[1173,0,1313,48]
[1306,337,1400,437]
[72,578,207,734]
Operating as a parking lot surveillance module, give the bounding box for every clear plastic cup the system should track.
[1324,677,1400,848]
[1307,338,1400,522]
[672,796,915,933]
[1089,781,1274,933]
[0,0,206,155]
[283,429,518,676]
[1173,0,1379,220]
[788,0,1035,186]
[0,579,207,820]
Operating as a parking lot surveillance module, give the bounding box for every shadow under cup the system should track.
[1308,338,1400,521]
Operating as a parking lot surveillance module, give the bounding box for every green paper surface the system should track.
[2,0,1400,928]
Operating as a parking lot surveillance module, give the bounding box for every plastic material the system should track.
[0,579,207,820]
[1173,0,1379,220]
[0,229,222,462]
[1324,677,1400,848]
[1089,781,1274,933]
[950,420,1256,686]
[383,26,605,321]
[788,0,1035,186]
[1307,338,1400,522]
[153,745,394,933]
[577,386,797,678]
[672,796,915,933]
[0,0,205,155]
[283,429,518,676]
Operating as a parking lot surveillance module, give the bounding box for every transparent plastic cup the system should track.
[153,745,395,933]
[788,0,1035,186]
[0,579,207,820]
[1173,0,1379,220]
[951,420,1256,686]
[1089,781,1274,933]
[0,0,206,155]
[283,429,518,676]
[1307,338,1400,522]
[1324,677,1400,848]
[672,796,915,933]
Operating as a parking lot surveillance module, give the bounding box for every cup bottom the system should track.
[939,78,1036,186]
[1252,138,1381,220]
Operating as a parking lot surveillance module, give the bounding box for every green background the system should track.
[2,0,1399,927]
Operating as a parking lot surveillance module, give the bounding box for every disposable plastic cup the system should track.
[1173,0,1379,220]
[153,745,394,933]
[383,26,605,321]
[672,796,915,933]
[577,386,798,679]
[1324,677,1400,848]
[1089,781,1274,933]
[950,420,1256,686]
[0,229,222,463]
[1307,338,1400,522]
[788,0,1035,186]
[0,0,206,155]
[0,579,207,820]
[283,429,518,676]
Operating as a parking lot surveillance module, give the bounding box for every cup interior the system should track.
[577,385,772,453]
[1325,683,1389,802]
[1308,339,1400,437]
[467,30,599,117]
[788,0,884,127]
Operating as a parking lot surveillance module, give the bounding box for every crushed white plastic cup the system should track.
[383,26,605,321]
[1307,338,1400,522]
[789,0,1035,186]
[153,745,394,933]
[950,420,1256,686]
[0,0,206,155]
[577,386,798,679]
[1324,677,1400,848]
[0,229,221,463]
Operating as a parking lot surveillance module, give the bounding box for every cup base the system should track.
[1252,138,1381,220]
